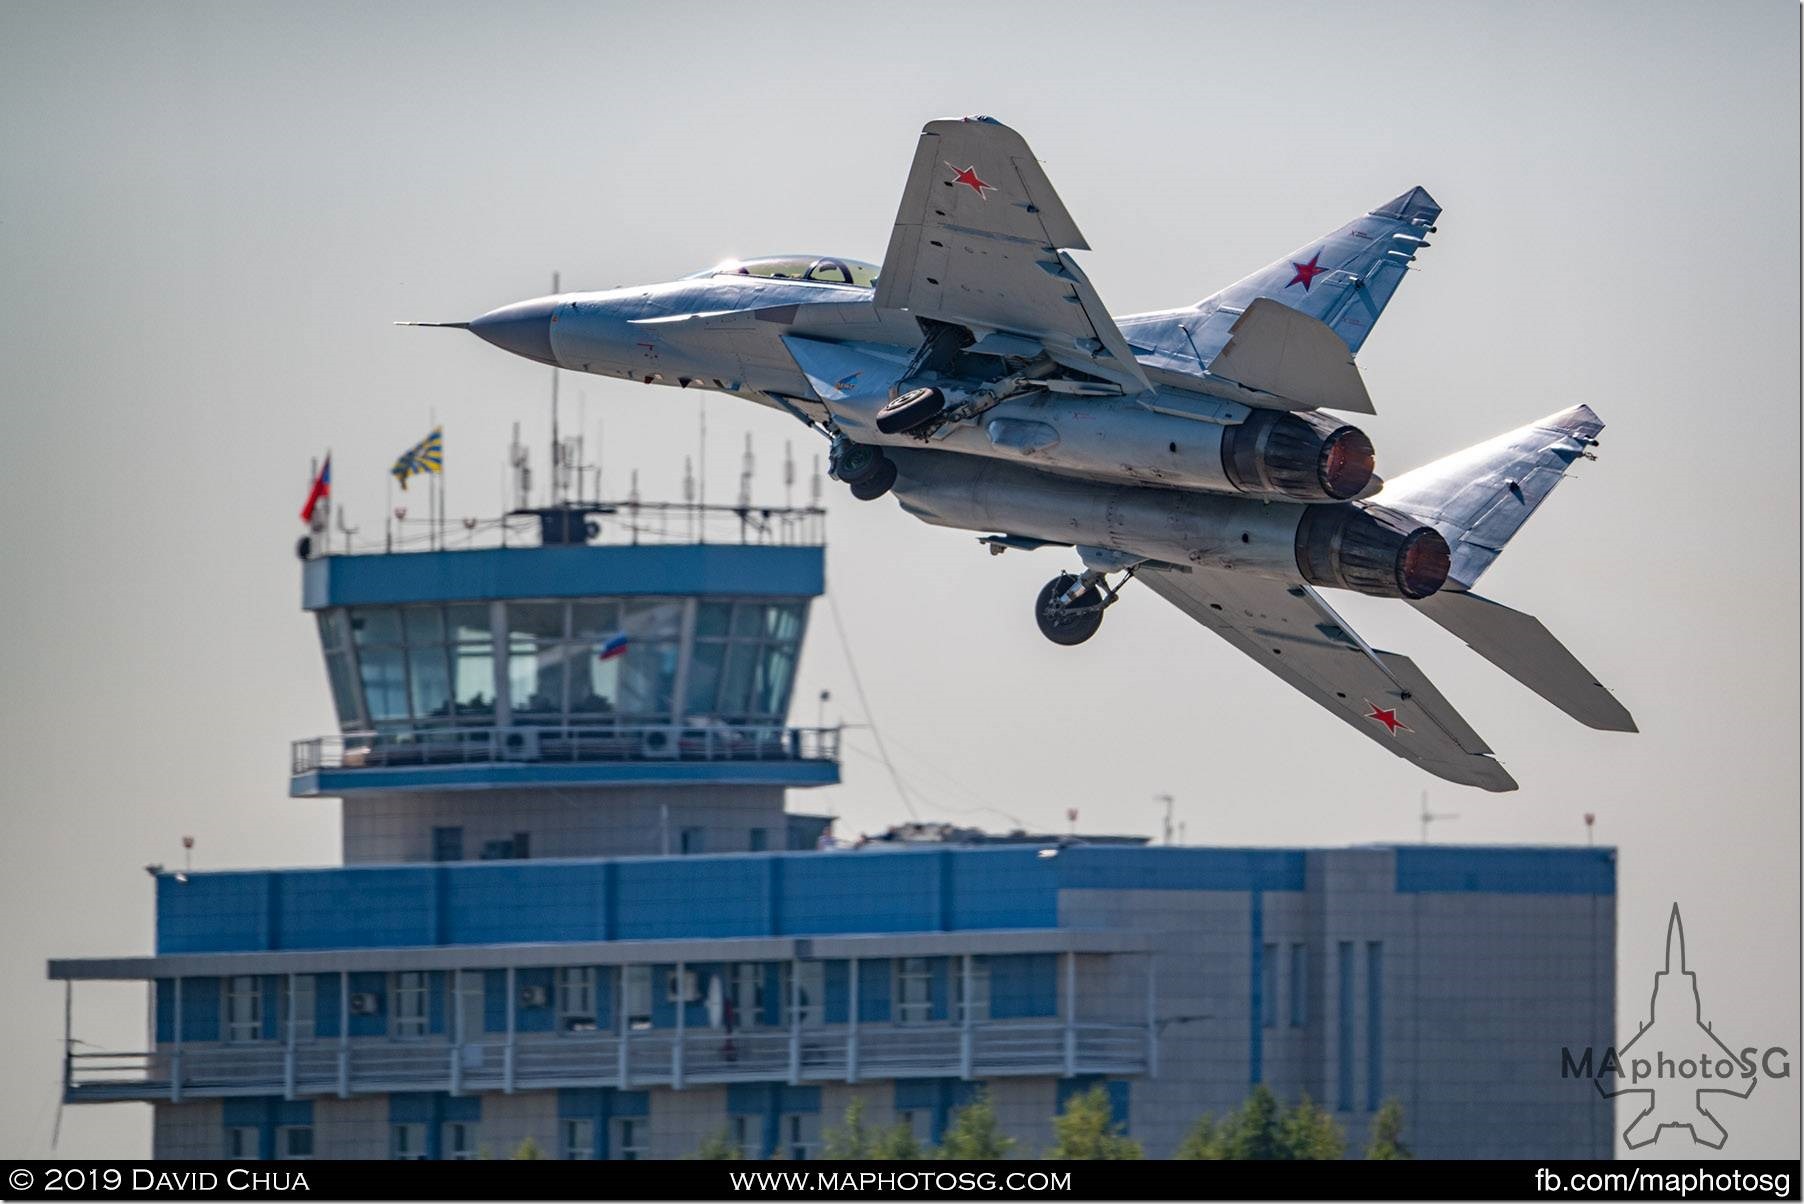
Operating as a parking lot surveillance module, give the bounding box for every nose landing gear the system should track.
[829,435,898,501]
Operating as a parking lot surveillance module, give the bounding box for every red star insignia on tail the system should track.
[1287,251,1328,291]
[1364,701,1411,736]
[946,163,994,198]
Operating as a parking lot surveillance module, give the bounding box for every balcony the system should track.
[290,724,842,795]
[65,1021,1152,1104]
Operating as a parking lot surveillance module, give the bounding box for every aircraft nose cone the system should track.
[470,297,558,366]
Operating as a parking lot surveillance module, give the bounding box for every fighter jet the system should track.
[417,116,1635,790]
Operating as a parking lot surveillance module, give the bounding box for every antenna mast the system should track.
[549,270,561,507]
[1419,790,1460,843]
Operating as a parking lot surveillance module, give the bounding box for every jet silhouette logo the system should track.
[1599,904,1758,1149]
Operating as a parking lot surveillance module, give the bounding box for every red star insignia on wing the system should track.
[1364,701,1411,736]
[946,163,994,199]
[1287,251,1328,291]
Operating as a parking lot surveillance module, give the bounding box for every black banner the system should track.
[2,1159,1800,1201]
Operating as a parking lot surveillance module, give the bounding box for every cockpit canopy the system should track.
[689,255,880,288]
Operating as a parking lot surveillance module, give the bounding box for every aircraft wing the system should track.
[875,117,1150,393]
[1138,565,1517,791]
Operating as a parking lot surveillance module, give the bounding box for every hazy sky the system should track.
[1,0,1797,1159]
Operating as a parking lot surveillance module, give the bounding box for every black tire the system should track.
[876,387,947,435]
[1035,574,1104,645]
[848,456,898,500]
[832,440,883,484]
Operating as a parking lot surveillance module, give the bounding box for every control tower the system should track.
[292,501,839,863]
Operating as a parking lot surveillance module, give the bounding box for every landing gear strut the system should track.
[829,435,897,501]
[1034,569,1133,645]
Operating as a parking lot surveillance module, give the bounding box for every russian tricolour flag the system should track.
[597,633,629,662]
[300,455,331,524]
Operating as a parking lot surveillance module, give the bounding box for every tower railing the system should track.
[292,724,841,776]
[64,1021,1150,1103]
[307,502,826,558]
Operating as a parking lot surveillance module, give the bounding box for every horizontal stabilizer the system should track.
[1411,590,1636,732]
[1205,299,1375,414]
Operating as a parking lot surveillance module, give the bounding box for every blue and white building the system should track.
[48,502,1616,1160]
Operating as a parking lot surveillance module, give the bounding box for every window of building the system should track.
[391,1122,427,1160]
[392,972,428,1040]
[448,603,495,719]
[895,958,932,1025]
[623,965,653,1030]
[960,960,991,1023]
[1289,943,1307,1028]
[729,963,764,1029]
[443,1121,478,1160]
[277,1125,313,1160]
[783,961,824,1028]
[431,826,464,863]
[684,601,804,721]
[731,1114,761,1159]
[748,828,768,852]
[402,606,455,725]
[506,601,568,722]
[225,1126,258,1160]
[224,976,262,1044]
[560,1118,594,1160]
[350,608,410,728]
[897,1108,932,1146]
[556,967,597,1032]
[782,1112,819,1161]
[1262,943,1279,1029]
[317,610,364,729]
[281,975,317,1043]
[612,1117,647,1160]
[569,600,624,720]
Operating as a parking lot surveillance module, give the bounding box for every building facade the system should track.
[47,504,1616,1160]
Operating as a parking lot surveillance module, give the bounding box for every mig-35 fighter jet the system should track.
[415,116,1635,790]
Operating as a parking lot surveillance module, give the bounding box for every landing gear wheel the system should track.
[831,439,883,484]
[876,387,947,435]
[1035,573,1104,645]
[848,456,898,501]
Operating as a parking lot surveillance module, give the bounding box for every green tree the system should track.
[509,1136,546,1159]
[873,1122,927,1160]
[1046,1085,1143,1160]
[1364,1099,1411,1160]
[1279,1094,1345,1161]
[694,1128,745,1159]
[1173,1114,1224,1160]
[1175,1085,1346,1160]
[1216,1083,1285,1160]
[823,1099,878,1159]
[937,1093,1015,1160]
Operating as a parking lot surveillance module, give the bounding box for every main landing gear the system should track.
[828,435,898,501]
[1034,568,1134,645]
[875,386,946,436]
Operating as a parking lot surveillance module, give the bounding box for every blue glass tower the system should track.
[293,507,837,861]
